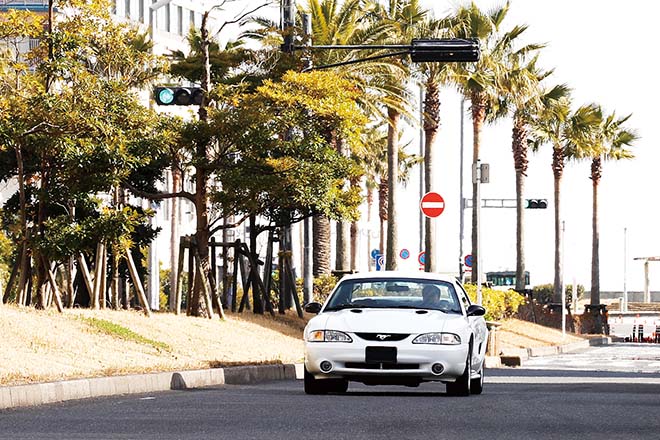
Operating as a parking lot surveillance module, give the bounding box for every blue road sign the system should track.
[371,248,380,259]
[418,252,425,265]
[375,254,385,271]
[464,254,473,268]
[399,249,410,259]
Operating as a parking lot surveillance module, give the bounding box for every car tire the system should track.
[470,362,484,395]
[304,366,327,395]
[446,345,472,397]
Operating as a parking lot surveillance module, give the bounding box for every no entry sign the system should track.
[420,192,445,218]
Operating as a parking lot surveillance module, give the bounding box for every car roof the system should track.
[337,271,459,283]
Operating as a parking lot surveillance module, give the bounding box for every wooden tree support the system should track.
[124,249,151,317]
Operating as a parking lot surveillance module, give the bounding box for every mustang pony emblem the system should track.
[376,334,391,340]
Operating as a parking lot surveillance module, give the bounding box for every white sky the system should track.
[234,0,660,292]
[407,0,660,292]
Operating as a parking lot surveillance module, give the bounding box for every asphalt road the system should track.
[2,365,660,440]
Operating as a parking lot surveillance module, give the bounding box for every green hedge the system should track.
[463,284,525,321]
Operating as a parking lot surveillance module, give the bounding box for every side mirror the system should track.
[466,304,486,317]
[304,302,323,314]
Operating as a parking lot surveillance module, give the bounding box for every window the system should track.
[125,0,130,18]
[165,4,170,32]
[177,6,183,35]
[139,0,144,22]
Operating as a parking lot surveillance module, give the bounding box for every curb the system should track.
[498,336,611,367]
[0,363,300,411]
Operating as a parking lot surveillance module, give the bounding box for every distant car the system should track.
[303,271,488,396]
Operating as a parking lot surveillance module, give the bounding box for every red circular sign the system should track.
[420,192,445,218]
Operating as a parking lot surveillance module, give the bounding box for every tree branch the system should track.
[214,1,275,37]
[209,214,249,235]
[123,182,195,203]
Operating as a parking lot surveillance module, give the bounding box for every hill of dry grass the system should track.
[0,304,590,387]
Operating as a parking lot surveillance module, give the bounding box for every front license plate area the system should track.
[365,346,397,364]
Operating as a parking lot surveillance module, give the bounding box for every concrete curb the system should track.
[0,364,299,411]
[498,336,611,367]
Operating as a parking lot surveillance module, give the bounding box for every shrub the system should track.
[313,274,338,303]
[464,284,525,322]
[533,284,554,304]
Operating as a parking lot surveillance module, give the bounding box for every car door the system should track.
[455,282,488,360]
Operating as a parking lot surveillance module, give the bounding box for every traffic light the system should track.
[525,199,548,209]
[154,87,203,106]
[410,38,480,63]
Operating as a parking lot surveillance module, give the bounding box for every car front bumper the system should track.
[305,339,469,382]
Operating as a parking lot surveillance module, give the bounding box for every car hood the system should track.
[309,309,465,334]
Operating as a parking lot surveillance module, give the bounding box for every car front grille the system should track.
[355,332,410,342]
[344,362,420,370]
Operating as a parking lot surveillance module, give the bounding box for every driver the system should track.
[421,285,441,308]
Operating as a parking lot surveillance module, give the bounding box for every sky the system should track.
[231,0,660,293]
[405,0,660,293]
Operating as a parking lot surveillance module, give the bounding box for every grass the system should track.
[81,317,172,352]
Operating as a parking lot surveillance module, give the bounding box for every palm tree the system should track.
[303,0,385,275]
[367,0,427,270]
[412,17,452,273]
[587,111,637,306]
[447,1,533,283]
[357,124,421,265]
[531,100,604,303]
[500,54,547,291]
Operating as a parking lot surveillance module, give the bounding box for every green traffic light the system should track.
[158,88,174,105]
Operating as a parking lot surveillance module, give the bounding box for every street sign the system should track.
[399,249,410,260]
[375,254,385,271]
[464,254,473,268]
[418,251,426,265]
[370,248,380,259]
[420,192,445,218]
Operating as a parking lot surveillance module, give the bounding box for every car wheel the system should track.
[447,345,472,397]
[304,366,327,395]
[470,362,484,395]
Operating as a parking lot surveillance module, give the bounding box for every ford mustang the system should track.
[303,271,488,396]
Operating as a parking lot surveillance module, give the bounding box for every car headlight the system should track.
[307,330,353,343]
[412,332,461,345]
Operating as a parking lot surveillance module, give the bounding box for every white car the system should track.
[303,271,488,396]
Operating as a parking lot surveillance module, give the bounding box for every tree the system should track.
[580,109,636,313]
[0,0,166,311]
[368,0,427,270]
[447,1,534,283]
[500,54,546,291]
[531,98,605,304]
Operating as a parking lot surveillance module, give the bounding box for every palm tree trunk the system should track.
[470,93,486,283]
[378,179,388,256]
[423,80,440,273]
[552,145,564,302]
[590,157,601,306]
[512,118,528,291]
[515,170,525,291]
[386,107,400,270]
[312,215,331,277]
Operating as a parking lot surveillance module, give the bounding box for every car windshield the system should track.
[324,278,463,314]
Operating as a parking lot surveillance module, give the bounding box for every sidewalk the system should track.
[1,363,304,411]
[492,336,611,367]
